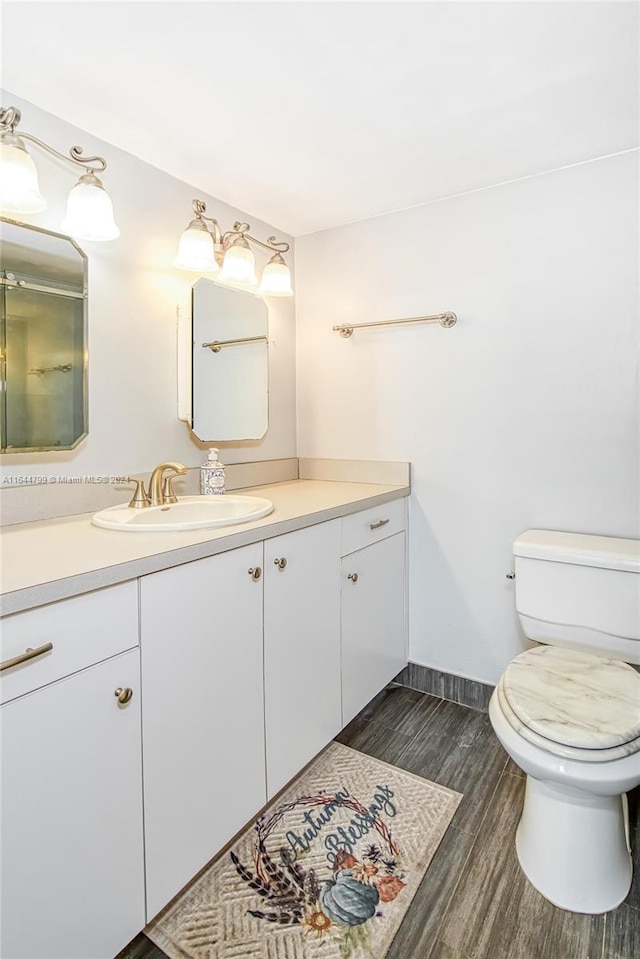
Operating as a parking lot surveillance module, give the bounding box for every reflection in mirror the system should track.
[0,218,88,452]
[191,279,268,441]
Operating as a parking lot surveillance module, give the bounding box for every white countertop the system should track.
[0,479,409,615]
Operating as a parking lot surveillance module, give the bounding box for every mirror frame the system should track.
[0,216,89,453]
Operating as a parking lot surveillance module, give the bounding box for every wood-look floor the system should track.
[118,685,639,959]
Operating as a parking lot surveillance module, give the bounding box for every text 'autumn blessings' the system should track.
[285,784,398,864]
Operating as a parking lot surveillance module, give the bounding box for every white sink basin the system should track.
[92,495,274,532]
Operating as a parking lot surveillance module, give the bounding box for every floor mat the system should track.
[146,741,462,959]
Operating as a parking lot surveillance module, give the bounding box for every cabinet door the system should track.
[141,544,266,919]
[264,520,342,797]
[342,532,407,725]
[0,650,144,959]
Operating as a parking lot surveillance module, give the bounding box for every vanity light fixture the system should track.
[0,105,120,241]
[174,199,293,297]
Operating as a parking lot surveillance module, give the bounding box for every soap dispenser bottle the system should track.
[200,448,226,495]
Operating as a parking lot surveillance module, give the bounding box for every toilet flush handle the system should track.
[506,571,516,580]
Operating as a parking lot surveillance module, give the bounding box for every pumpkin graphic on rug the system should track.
[230,786,407,955]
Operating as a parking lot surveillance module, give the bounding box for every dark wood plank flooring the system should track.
[118,683,640,959]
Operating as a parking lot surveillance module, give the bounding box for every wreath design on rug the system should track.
[230,786,407,955]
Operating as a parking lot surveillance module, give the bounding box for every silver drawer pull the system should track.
[0,642,53,672]
[369,519,390,530]
[347,573,359,583]
[273,557,287,570]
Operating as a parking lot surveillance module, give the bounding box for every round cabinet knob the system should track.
[248,566,262,581]
[114,687,133,705]
[347,572,359,583]
[506,571,516,580]
[274,557,287,570]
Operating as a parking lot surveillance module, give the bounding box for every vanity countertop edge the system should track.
[0,479,410,616]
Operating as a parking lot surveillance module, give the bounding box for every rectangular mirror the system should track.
[0,218,88,453]
[191,279,268,441]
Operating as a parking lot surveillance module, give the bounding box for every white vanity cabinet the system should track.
[0,585,144,959]
[140,543,267,920]
[0,485,409,952]
[341,501,407,725]
[264,520,342,797]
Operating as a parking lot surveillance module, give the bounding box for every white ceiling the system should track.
[2,1,638,236]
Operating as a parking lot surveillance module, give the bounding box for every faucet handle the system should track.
[126,477,150,509]
[162,475,180,504]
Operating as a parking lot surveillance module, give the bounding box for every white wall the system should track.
[0,90,297,479]
[295,152,639,685]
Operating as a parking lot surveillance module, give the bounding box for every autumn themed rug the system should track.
[145,742,461,959]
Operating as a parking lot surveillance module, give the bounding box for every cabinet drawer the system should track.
[0,582,138,704]
[341,498,406,556]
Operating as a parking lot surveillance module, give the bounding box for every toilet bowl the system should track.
[490,647,640,913]
[489,530,640,914]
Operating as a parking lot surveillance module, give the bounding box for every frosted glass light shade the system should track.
[0,136,46,214]
[61,173,120,241]
[257,257,293,297]
[219,242,257,286]
[174,222,219,272]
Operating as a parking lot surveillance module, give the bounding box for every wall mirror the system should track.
[190,279,268,441]
[0,217,88,453]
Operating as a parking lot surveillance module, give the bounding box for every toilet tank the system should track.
[513,530,640,665]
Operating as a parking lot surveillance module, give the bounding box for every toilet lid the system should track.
[502,646,640,750]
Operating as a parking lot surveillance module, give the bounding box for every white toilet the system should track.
[489,529,640,914]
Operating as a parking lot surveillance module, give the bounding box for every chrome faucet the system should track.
[148,462,188,506]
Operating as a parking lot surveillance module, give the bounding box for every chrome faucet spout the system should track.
[148,462,188,506]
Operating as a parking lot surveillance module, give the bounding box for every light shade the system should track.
[218,239,257,287]
[174,220,219,272]
[257,253,293,297]
[61,172,120,242]
[0,134,47,214]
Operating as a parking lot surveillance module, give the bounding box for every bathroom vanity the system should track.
[0,477,408,959]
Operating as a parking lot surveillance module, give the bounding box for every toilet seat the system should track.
[496,679,640,762]
[499,647,640,762]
